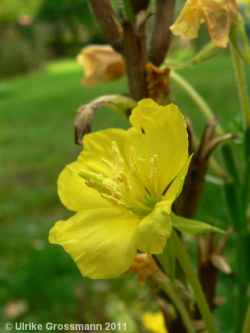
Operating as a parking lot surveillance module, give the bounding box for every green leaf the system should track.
[74,95,136,144]
[171,212,225,234]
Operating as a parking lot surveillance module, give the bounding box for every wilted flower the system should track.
[146,63,170,105]
[170,0,238,48]
[49,99,191,279]
[142,312,168,333]
[130,253,160,285]
[77,45,125,87]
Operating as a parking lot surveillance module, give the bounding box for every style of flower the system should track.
[142,312,168,333]
[49,99,191,279]
[170,0,238,48]
[77,45,125,87]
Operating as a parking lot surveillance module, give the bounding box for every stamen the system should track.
[149,154,158,186]
[117,171,132,193]
[101,194,127,208]
[111,141,124,168]
[129,147,141,173]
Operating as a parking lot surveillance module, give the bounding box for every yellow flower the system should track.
[77,45,125,88]
[170,0,238,48]
[142,312,168,333]
[49,99,191,279]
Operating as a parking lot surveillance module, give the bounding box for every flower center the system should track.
[78,141,161,216]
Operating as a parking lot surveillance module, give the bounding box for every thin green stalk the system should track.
[235,231,248,333]
[242,301,250,333]
[153,270,196,333]
[230,44,250,129]
[172,229,218,333]
[170,71,224,136]
[230,44,250,333]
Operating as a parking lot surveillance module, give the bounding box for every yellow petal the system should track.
[163,155,193,206]
[142,311,168,333]
[135,201,172,254]
[58,157,111,212]
[170,0,203,39]
[49,208,139,279]
[129,99,189,196]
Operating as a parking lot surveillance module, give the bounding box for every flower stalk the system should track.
[152,270,196,333]
[172,229,219,333]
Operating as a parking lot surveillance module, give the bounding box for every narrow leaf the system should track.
[171,212,225,234]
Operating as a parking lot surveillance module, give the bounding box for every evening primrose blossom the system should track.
[49,99,191,279]
[170,0,238,48]
[142,312,168,333]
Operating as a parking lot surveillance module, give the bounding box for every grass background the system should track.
[0,54,249,332]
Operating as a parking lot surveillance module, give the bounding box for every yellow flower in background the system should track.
[77,45,125,88]
[170,0,238,48]
[142,312,168,333]
[49,99,191,279]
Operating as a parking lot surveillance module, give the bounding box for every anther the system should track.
[111,141,124,168]
[129,147,141,173]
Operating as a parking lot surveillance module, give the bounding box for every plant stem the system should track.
[242,300,250,333]
[230,44,250,129]
[153,270,196,333]
[172,229,218,333]
[170,71,224,136]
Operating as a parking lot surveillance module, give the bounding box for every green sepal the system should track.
[221,144,239,184]
[74,95,136,144]
[156,235,176,286]
[171,212,225,234]
[229,14,250,67]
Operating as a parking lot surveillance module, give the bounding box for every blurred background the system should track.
[1,0,250,332]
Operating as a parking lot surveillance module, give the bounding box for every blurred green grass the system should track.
[0,55,249,332]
